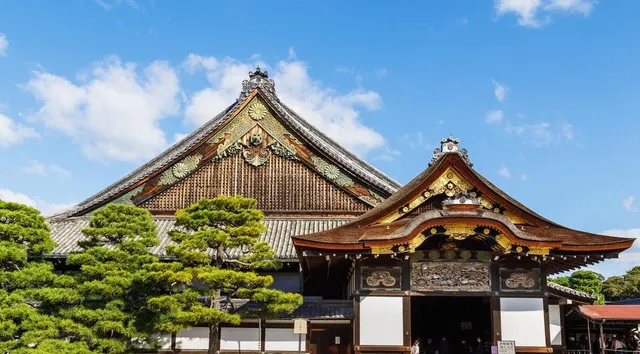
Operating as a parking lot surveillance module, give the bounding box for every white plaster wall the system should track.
[359,296,404,346]
[175,327,209,350]
[549,304,562,346]
[220,327,261,351]
[265,328,306,351]
[500,298,546,347]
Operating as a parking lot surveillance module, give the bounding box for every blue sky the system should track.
[0,0,639,276]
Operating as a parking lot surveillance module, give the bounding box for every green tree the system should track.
[602,267,640,301]
[0,201,91,353]
[150,196,302,354]
[549,276,570,288]
[64,204,161,353]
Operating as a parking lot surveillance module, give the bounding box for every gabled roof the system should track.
[49,68,400,221]
[292,137,634,264]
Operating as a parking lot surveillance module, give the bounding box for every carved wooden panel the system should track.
[499,268,541,292]
[360,266,402,290]
[410,261,491,292]
[141,153,370,213]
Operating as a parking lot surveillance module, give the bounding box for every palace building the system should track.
[47,68,634,354]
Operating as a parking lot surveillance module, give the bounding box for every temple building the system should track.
[47,68,634,354]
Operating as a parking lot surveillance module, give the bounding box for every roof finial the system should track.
[429,136,473,167]
[239,66,276,101]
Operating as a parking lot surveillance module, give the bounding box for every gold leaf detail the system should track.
[248,101,268,120]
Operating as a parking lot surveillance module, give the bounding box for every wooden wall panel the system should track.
[141,154,370,213]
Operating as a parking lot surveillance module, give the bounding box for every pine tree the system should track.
[0,200,92,353]
[151,196,302,354]
[65,203,161,353]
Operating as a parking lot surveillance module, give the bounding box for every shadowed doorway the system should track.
[411,296,491,352]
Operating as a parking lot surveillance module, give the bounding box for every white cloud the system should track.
[498,166,512,178]
[492,79,508,102]
[375,147,401,162]
[587,228,640,277]
[504,120,574,147]
[520,173,529,181]
[495,0,596,27]
[184,52,386,157]
[23,160,71,179]
[0,113,39,148]
[25,56,181,162]
[485,109,504,124]
[173,132,189,143]
[0,188,75,216]
[0,33,7,56]
[623,196,638,212]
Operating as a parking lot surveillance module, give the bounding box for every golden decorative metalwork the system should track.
[495,234,512,250]
[527,246,550,256]
[443,224,477,241]
[248,101,268,120]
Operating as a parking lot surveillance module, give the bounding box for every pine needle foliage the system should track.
[65,204,161,353]
[0,201,91,353]
[155,196,303,354]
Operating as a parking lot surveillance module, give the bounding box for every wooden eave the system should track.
[292,152,635,256]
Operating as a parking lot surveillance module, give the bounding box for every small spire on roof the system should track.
[239,66,276,101]
[429,136,473,167]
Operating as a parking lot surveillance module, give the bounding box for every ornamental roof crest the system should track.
[239,66,276,101]
[429,136,473,167]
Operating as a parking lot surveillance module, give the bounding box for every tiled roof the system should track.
[548,281,597,302]
[48,216,351,260]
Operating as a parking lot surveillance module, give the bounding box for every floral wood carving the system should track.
[411,261,490,292]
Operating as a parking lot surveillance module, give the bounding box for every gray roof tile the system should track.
[48,216,351,260]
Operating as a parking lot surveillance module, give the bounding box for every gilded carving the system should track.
[366,271,397,287]
[248,101,268,120]
[380,167,474,223]
[311,156,355,187]
[110,186,143,205]
[495,234,512,251]
[158,154,203,186]
[443,224,477,241]
[505,273,536,289]
[527,246,550,256]
[411,261,490,292]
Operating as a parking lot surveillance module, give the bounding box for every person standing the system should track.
[412,339,421,354]
[424,338,436,354]
[475,337,486,354]
[439,336,451,354]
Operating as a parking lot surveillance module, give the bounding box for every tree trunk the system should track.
[208,323,219,354]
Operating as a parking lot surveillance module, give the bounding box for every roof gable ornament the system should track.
[429,136,473,167]
[239,66,277,101]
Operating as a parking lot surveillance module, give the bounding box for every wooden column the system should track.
[491,296,502,345]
